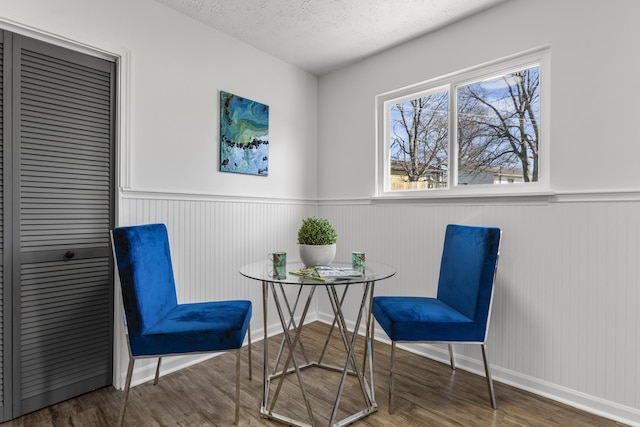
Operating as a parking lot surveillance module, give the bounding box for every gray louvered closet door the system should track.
[1,32,115,419]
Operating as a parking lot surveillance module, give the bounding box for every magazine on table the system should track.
[289,265,364,281]
[315,265,363,279]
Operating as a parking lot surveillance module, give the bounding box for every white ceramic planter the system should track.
[298,244,337,267]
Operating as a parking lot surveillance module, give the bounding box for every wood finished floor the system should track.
[1,321,627,427]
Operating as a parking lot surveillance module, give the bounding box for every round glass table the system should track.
[240,260,395,427]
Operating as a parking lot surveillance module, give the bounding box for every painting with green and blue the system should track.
[219,90,269,176]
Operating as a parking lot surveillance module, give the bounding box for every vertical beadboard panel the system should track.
[319,200,640,422]
[118,195,316,333]
[113,194,640,423]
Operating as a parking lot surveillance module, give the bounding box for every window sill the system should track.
[372,190,555,205]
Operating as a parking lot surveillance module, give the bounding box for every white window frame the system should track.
[375,46,551,199]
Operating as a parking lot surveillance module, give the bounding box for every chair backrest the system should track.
[111,223,178,336]
[437,224,501,334]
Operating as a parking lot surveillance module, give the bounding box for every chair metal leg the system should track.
[481,344,497,409]
[235,347,241,425]
[366,318,376,387]
[448,344,456,370]
[119,357,135,427]
[247,325,252,380]
[153,357,162,385]
[389,341,396,414]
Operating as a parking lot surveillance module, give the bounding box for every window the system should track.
[376,47,550,198]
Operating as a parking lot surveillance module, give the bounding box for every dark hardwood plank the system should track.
[0,322,627,426]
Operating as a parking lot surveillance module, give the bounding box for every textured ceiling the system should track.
[152,0,507,76]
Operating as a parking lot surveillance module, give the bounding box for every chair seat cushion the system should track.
[372,296,485,342]
[129,300,252,356]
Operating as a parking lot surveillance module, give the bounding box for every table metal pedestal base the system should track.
[260,280,377,427]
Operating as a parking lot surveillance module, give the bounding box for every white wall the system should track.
[0,0,319,400]
[318,0,640,198]
[317,0,640,425]
[1,0,318,200]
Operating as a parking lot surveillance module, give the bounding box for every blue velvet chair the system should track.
[372,224,501,412]
[111,223,252,426]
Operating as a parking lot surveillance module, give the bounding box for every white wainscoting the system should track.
[114,191,318,390]
[114,191,640,425]
[318,198,640,426]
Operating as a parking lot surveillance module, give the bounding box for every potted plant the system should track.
[297,216,337,267]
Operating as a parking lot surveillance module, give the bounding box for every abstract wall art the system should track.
[219,90,269,176]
